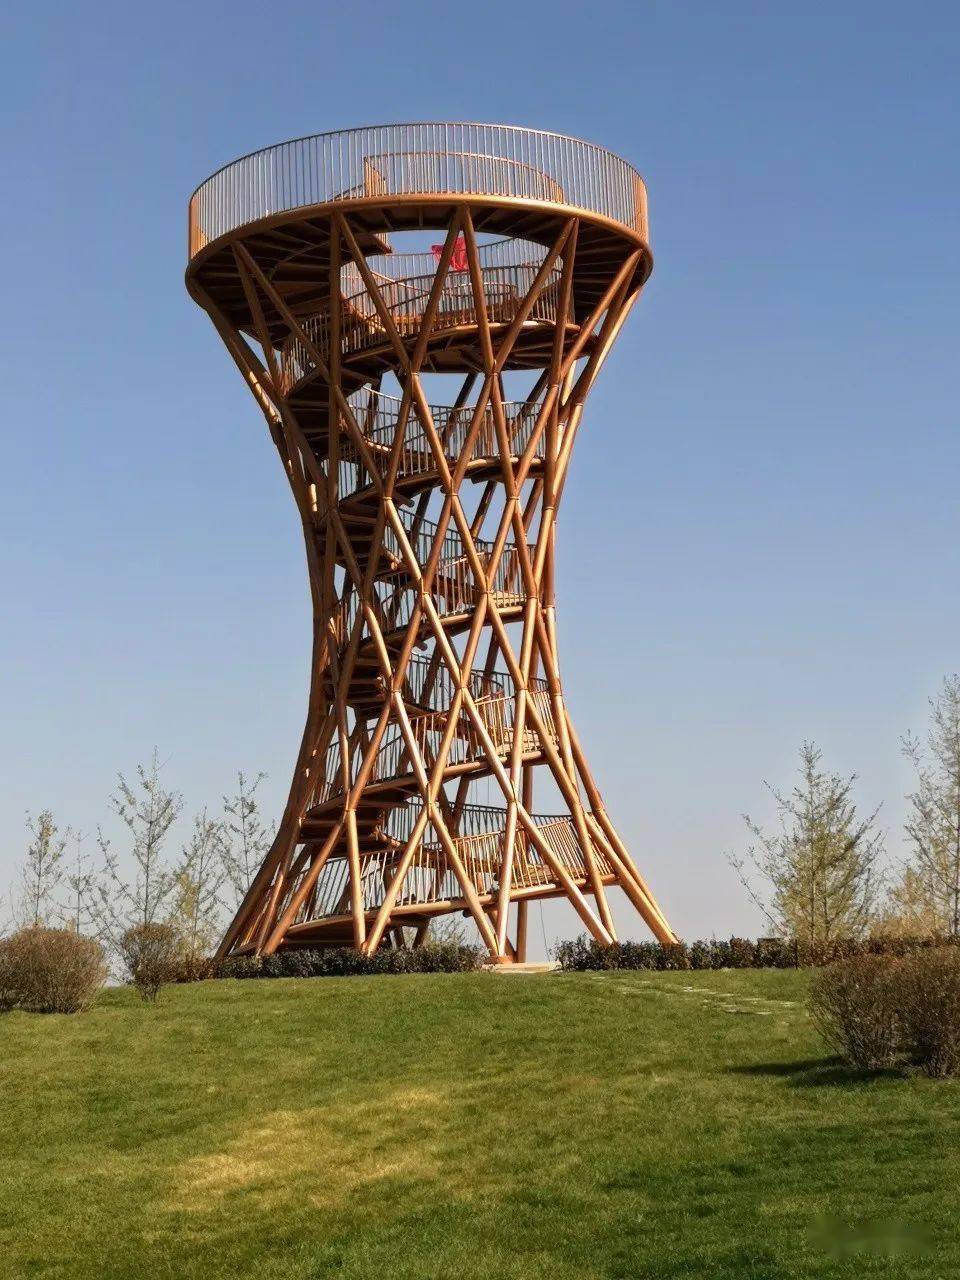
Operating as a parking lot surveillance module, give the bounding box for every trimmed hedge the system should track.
[554,933,959,972]
[207,940,483,981]
[171,934,960,982]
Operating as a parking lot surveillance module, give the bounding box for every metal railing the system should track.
[332,532,531,648]
[343,234,546,288]
[395,652,509,713]
[189,122,648,258]
[315,678,556,803]
[376,511,518,577]
[302,807,611,921]
[280,261,563,388]
[384,799,515,848]
[336,387,543,497]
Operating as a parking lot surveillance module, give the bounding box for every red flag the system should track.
[430,233,469,272]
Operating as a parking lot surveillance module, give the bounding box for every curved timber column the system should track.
[186,123,678,962]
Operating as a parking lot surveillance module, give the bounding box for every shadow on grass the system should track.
[729,1057,904,1087]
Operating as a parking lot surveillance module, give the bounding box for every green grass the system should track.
[2,969,959,1279]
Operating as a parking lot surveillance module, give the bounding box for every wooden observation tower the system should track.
[187,123,677,962]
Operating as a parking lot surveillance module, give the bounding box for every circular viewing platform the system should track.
[188,122,649,262]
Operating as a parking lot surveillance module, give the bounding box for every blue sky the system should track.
[2,1,958,949]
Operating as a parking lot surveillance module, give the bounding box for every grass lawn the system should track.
[2,968,958,1279]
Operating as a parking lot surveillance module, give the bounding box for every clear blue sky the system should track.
[2,1,958,948]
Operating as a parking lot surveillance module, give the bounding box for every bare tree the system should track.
[90,750,183,952]
[222,771,269,906]
[171,809,228,958]
[902,675,960,935]
[730,742,884,944]
[60,830,97,936]
[17,810,68,927]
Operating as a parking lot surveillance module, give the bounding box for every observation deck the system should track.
[186,122,652,343]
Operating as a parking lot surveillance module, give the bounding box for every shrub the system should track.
[686,940,709,970]
[215,953,263,980]
[407,941,483,973]
[0,949,11,1011]
[119,922,182,1002]
[555,936,606,971]
[808,947,960,1077]
[170,951,215,983]
[0,927,107,1014]
[727,937,758,968]
[754,936,795,968]
[659,942,692,971]
[706,938,734,969]
[897,947,960,1078]
[808,955,903,1070]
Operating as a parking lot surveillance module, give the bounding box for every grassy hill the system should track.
[2,969,959,1279]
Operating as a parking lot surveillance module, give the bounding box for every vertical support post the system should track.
[515,899,529,964]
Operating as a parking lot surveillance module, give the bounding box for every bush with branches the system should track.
[897,947,960,1078]
[808,954,902,1070]
[809,947,960,1077]
[119,921,183,1002]
[0,927,106,1014]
